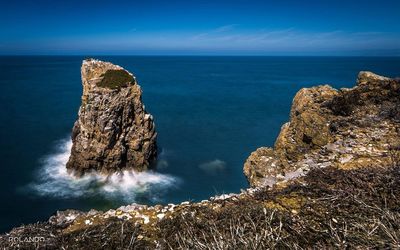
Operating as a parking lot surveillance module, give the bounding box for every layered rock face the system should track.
[66,59,157,175]
[244,71,400,187]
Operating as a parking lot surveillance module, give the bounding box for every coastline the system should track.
[2,71,399,249]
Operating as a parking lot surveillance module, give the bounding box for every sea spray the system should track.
[198,159,227,175]
[29,138,179,202]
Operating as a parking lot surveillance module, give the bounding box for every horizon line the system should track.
[1,54,399,57]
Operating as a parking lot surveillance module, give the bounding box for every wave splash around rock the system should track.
[67,59,157,176]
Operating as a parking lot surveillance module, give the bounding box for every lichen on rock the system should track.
[66,59,157,175]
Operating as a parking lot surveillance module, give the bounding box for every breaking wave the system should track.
[29,138,179,202]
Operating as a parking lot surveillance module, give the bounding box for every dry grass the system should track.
[2,166,400,249]
[158,166,400,249]
[389,146,400,168]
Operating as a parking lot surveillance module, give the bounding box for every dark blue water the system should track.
[0,56,399,232]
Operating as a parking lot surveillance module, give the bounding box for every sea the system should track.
[0,56,399,232]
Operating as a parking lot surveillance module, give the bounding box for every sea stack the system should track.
[66,59,157,175]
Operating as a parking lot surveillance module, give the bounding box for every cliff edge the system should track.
[244,71,400,187]
[66,59,157,175]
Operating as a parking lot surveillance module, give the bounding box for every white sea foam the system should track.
[30,138,179,202]
[198,159,227,175]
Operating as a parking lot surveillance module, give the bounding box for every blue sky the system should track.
[1,0,399,55]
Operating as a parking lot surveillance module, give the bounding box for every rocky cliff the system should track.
[66,59,157,175]
[2,71,400,249]
[244,71,400,187]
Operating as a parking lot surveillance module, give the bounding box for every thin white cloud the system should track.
[191,24,237,40]
[214,24,237,33]
[185,28,400,53]
[3,27,399,55]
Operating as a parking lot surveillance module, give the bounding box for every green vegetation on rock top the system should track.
[97,69,133,89]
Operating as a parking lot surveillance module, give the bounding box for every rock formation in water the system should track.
[244,71,400,187]
[66,59,157,175]
[2,71,400,249]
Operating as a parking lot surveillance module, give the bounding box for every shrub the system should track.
[97,70,133,89]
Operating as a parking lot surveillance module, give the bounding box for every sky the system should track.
[1,0,400,56]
